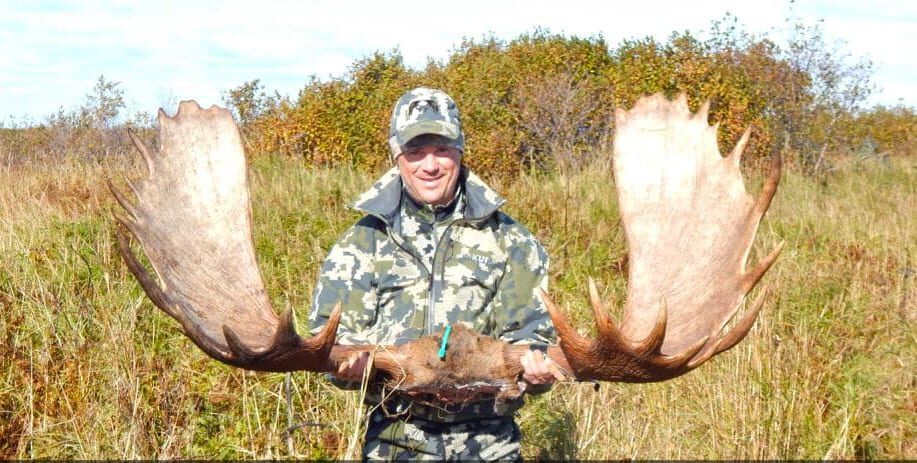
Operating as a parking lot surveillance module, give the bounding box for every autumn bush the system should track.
[214,17,912,179]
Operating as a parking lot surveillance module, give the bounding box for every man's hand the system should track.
[334,351,370,382]
[520,349,565,385]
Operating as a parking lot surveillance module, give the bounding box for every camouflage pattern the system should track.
[363,408,521,462]
[388,87,465,159]
[309,165,555,422]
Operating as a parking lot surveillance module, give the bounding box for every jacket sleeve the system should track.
[308,217,380,345]
[493,220,556,346]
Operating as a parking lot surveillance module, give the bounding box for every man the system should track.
[309,87,561,461]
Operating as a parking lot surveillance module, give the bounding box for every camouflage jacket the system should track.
[308,166,555,421]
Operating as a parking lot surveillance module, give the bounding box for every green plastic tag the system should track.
[438,325,452,360]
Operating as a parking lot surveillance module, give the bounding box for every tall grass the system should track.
[1,153,913,459]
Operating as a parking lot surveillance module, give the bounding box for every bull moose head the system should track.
[109,93,782,403]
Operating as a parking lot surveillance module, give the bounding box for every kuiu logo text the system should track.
[468,254,491,265]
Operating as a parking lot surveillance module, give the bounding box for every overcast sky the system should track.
[1,0,914,123]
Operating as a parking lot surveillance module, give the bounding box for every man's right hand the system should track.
[334,351,371,382]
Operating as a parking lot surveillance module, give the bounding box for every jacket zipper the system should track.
[368,214,431,333]
[370,212,483,336]
[426,219,466,335]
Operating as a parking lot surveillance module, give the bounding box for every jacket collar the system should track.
[351,165,505,226]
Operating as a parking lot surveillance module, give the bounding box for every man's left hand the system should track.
[520,350,565,385]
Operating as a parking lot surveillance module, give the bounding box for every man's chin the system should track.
[418,191,447,205]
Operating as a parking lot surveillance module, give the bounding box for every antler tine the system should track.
[658,334,708,369]
[736,153,782,282]
[727,126,752,168]
[690,284,768,368]
[125,180,144,203]
[114,227,174,318]
[587,278,604,313]
[587,278,620,338]
[635,300,668,355]
[694,98,711,120]
[752,153,782,219]
[107,180,139,222]
[126,128,154,176]
[742,242,785,292]
[686,285,769,369]
[711,286,769,355]
[539,288,593,355]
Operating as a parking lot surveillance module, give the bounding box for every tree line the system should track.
[3,16,914,177]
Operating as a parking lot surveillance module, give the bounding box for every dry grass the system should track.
[1,152,913,459]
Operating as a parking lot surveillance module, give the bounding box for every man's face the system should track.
[397,144,462,206]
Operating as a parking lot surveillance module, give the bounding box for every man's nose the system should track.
[420,152,439,172]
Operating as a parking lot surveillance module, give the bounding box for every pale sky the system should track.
[1,0,914,123]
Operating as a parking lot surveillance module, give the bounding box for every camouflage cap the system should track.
[389,87,465,160]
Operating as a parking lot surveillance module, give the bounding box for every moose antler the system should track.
[526,93,783,382]
[110,101,351,372]
[112,94,781,403]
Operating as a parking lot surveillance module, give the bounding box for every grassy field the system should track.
[1,152,914,459]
